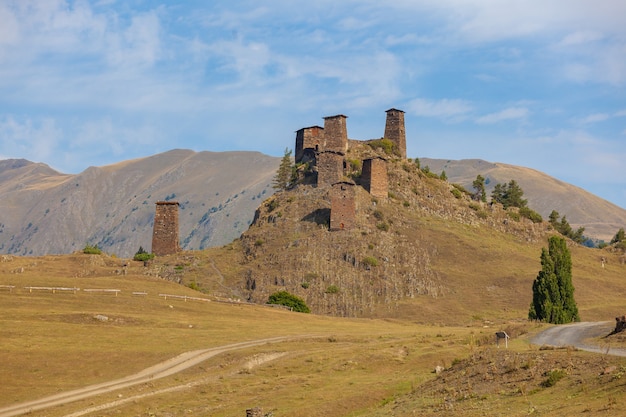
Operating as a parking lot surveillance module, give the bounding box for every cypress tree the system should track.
[529,236,579,323]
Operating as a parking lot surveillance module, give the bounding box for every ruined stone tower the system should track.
[384,108,406,158]
[295,125,324,164]
[330,181,356,231]
[317,151,345,187]
[152,201,180,256]
[362,157,388,199]
[323,114,348,153]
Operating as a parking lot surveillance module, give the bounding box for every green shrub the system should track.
[362,256,379,267]
[542,369,566,387]
[325,285,340,294]
[267,291,310,313]
[519,207,543,223]
[367,138,395,155]
[83,244,102,255]
[373,209,384,220]
[451,188,462,199]
[133,246,154,261]
[507,211,521,222]
[376,222,389,231]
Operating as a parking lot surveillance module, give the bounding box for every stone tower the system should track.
[317,150,344,187]
[152,201,180,256]
[384,108,406,158]
[330,181,356,231]
[295,125,324,164]
[323,114,348,153]
[362,157,388,199]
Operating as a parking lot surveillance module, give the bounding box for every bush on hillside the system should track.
[267,291,310,313]
[83,244,102,255]
[133,246,155,262]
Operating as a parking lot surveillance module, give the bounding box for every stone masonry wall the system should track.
[152,201,180,256]
[323,115,348,153]
[330,182,356,231]
[384,108,406,158]
[362,157,388,199]
[295,125,324,163]
[317,151,344,187]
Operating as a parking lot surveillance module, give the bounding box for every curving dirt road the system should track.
[530,321,626,357]
[0,336,308,417]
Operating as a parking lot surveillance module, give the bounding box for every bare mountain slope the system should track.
[0,150,279,257]
[421,158,626,241]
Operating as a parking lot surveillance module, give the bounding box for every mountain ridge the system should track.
[0,150,624,258]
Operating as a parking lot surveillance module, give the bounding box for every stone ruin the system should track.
[151,201,181,256]
[362,156,388,199]
[330,181,357,231]
[294,108,404,232]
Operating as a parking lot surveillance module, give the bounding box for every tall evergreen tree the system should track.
[472,175,487,202]
[490,179,527,208]
[529,236,579,324]
[273,148,294,191]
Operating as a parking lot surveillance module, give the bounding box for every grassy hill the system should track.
[420,158,626,242]
[1,151,624,260]
[1,253,626,416]
[1,146,626,416]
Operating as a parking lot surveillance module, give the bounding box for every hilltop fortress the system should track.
[293,108,406,230]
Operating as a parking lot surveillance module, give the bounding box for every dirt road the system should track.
[0,336,306,417]
[530,321,626,357]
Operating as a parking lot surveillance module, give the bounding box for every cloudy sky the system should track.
[1,0,625,209]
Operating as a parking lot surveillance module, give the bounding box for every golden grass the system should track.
[2,250,626,416]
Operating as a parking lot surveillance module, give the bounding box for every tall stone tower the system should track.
[362,157,388,199]
[295,125,324,164]
[152,201,180,256]
[330,181,356,231]
[384,108,406,158]
[317,151,344,187]
[323,114,348,153]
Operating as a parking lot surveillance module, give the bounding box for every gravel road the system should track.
[530,321,626,357]
[0,336,306,417]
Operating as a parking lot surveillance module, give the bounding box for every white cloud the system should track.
[616,109,626,117]
[0,115,62,164]
[581,113,610,124]
[407,98,472,119]
[476,107,529,124]
[558,30,604,47]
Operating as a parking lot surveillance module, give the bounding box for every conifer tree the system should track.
[472,175,487,202]
[273,148,294,191]
[529,236,579,324]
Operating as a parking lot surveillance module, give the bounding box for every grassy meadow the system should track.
[1,250,626,416]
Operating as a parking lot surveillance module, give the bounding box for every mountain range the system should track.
[0,150,624,258]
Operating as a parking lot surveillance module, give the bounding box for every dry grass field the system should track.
[2,252,626,416]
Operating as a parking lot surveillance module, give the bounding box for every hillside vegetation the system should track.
[1,150,624,259]
[1,145,626,416]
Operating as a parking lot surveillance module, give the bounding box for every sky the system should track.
[0,0,625,209]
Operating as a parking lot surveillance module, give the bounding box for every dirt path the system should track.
[0,336,307,417]
[530,321,626,357]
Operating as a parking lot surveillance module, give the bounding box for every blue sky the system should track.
[0,0,625,209]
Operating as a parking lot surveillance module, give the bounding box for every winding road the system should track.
[3,323,624,417]
[530,321,626,357]
[0,336,307,417]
